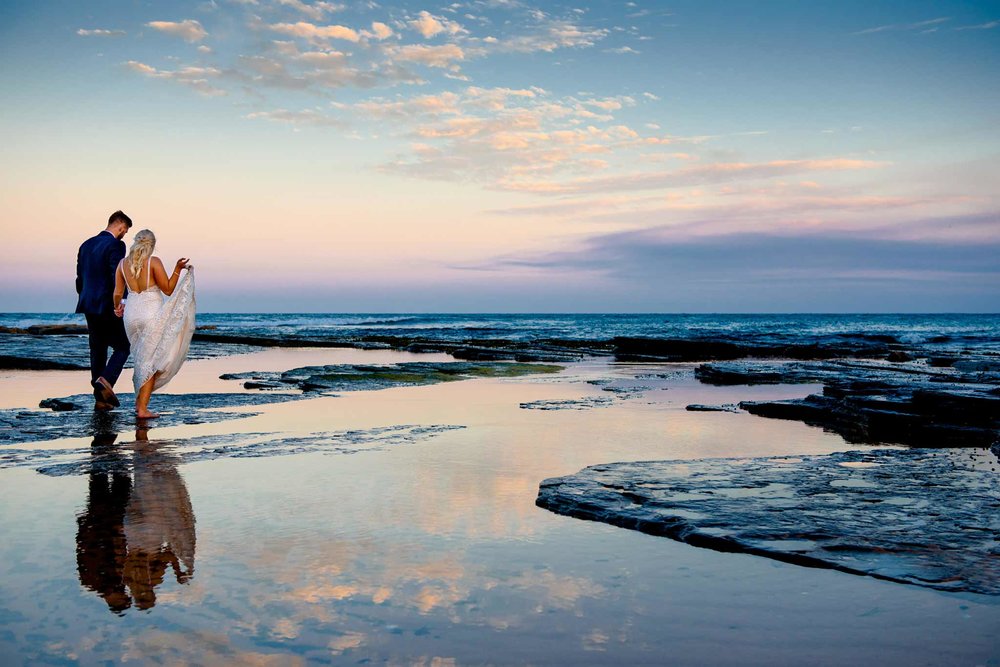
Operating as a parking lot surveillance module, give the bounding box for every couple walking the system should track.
[76,211,196,418]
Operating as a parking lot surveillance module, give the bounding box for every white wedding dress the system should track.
[120,259,196,392]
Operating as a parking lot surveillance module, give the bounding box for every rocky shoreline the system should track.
[694,358,999,448]
[5,324,998,449]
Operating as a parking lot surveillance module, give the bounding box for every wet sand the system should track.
[0,347,997,665]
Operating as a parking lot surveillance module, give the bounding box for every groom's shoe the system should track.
[92,378,120,408]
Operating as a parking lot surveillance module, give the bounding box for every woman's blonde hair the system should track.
[126,229,156,279]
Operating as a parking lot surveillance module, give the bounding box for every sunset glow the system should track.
[1,0,998,311]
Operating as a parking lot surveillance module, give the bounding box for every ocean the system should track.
[3,312,1000,352]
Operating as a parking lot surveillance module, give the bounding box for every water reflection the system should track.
[76,418,196,613]
[76,413,132,613]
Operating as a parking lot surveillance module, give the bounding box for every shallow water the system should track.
[0,350,998,665]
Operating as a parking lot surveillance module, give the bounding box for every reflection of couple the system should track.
[75,210,195,418]
[76,421,195,613]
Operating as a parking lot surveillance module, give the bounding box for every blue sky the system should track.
[1,0,998,312]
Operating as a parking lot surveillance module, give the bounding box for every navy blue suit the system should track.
[76,231,130,386]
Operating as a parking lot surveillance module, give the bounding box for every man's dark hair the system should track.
[108,210,132,228]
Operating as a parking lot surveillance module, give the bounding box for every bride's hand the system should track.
[175,258,191,272]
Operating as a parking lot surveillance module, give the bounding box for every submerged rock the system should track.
[536,448,1000,594]
[0,392,307,445]
[224,361,564,393]
[3,424,467,477]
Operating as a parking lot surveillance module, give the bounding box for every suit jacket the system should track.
[76,231,127,315]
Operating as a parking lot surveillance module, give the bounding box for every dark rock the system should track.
[694,363,794,385]
[25,324,88,335]
[695,358,1000,448]
[0,355,88,371]
[536,448,1000,594]
[192,332,354,348]
[242,380,286,390]
[38,398,80,412]
[520,396,615,410]
[740,390,999,448]
[404,342,456,354]
[613,336,890,363]
[886,350,913,362]
[451,346,518,361]
[225,361,564,394]
[953,359,1000,374]
[685,404,740,413]
[613,337,746,362]
[0,330,260,372]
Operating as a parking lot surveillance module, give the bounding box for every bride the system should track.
[112,230,195,419]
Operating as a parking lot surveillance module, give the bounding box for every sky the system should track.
[0,0,998,312]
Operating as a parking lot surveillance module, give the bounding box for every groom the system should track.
[76,211,132,409]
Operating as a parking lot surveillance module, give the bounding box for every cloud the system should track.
[221,39,427,92]
[497,158,888,194]
[276,0,345,20]
[603,46,639,54]
[499,20,608,52]
[146,19,209,42]
[852,17,949,35]
[391,43,465,68]
[371,86,709,191]
[525,193,982,240]
[347,92,462,118]
[126,60,225,96]
[364,21,394,40]
[955,20,1000,31]
[464,86,541,110]
[267,21,360,42]
[458,222,1000,310]
[408,10,466,38]
[245,108,346,127]
[76,28,126,37]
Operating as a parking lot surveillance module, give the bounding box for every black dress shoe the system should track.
[92,380,120,407]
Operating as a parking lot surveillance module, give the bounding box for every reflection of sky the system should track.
[2,370,999,662]
[0,1,998,311]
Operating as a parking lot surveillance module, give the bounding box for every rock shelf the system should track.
[537,448,1000,594]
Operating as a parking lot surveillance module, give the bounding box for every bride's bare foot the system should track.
[135,410,160,419]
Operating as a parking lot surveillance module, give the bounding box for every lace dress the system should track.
[121,259,196,392]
